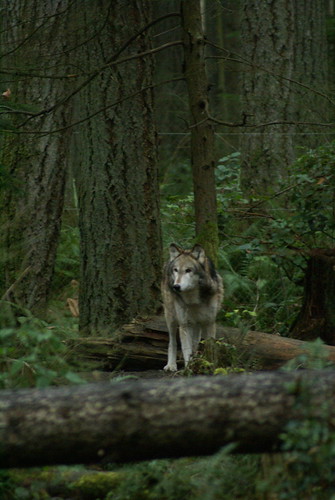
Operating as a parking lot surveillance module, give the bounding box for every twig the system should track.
[205,39,335,108]
[5,77,185,136]
[17,40,183,127]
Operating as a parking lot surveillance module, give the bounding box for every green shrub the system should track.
[107,452,260,500]
[259,341,335,499]
[0,311,83,388]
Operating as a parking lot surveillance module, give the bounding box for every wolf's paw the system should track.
[164,363,177,372]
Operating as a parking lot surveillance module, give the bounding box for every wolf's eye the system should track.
[185,268,192,273]
[173,268,178,273]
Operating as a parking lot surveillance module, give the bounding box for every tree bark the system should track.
[290,252,335,344]
[71,1,162,334]
[66,315,335,371]
[1,370,335,467]
[240,0,329,196]
[0,0,73,315]
[181,0,219,263]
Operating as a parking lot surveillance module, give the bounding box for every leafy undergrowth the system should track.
[1,337,335,499]
[1,452,261,500]
[0,306,83,389]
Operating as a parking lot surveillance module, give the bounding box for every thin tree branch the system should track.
[0,77,185,136]
[205,40,335,108]
[248,119,335,128]
[0,1,78,61]
[189,112,249,128]
[189,111,334,130]
[17,39,183,127]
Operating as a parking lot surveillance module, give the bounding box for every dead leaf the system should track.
[67,298,79,317]
[2,88,11,99]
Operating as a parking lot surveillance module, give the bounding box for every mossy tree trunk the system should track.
[2,371,335,467]
[0,0,73,316]
[71,1,162,335]
[240,0,329,196]
[181,0,219,263]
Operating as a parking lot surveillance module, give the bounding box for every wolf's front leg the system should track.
[180,325,200,367]
[164,322,178,371]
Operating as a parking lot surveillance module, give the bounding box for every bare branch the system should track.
[0,1,78,60]
[17,40,183,127]
[0,77,185,136]
[205,40,335,108]
[189,110,334,130]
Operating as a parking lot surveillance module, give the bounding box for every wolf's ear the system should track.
[169,243,182,261]
[191,244,206,263]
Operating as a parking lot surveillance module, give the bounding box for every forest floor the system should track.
[79,368,178,382]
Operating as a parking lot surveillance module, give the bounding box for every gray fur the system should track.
[161,244,224,371]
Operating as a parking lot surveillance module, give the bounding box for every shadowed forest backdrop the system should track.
[1,0,335,497]
[1,0,334,338]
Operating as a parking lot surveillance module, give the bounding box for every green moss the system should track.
[70,471,123,499]
[2,467,123,500]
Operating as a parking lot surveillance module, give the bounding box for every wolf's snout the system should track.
[173,284,181,292]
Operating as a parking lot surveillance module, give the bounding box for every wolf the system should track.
[161,243,224,371]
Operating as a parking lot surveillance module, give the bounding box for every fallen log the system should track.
[66,315,335,371]
[1,370,335,468]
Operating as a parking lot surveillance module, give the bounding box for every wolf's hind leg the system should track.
[202,322,216,340]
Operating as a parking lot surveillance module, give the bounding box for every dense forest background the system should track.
[1,0,335,498]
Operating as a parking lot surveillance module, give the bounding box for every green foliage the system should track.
[160,160,193,198]
[106,451,260,500]
[0,311,83,388]
[216,151,244,209]
[52,224,80,293]
[184,337,250,376]
[161,148,308,334]
[160,193,195,248]
[0,467,123,500]
[283,337,333,371]
[70,470,122,499]
[2,456,257,500]
[160,143,335,335]
[215,144,335,333]
[0,128,334,500]
[271,142,335,250]
[259,341,335,499]
[276,419,335,499]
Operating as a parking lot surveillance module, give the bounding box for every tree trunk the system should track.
[66,315,335,371]
[290,251,335,344]
[1,370,335,467]
[0,1,73,316]
[71,1,162,334]
[240,0,329,196]
[181,0,219,263]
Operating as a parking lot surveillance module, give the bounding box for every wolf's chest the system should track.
[174,296,216,325]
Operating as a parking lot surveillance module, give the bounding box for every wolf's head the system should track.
[167,243,207,293]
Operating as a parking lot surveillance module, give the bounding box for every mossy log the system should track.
[6,468,123,499]
[66,315,335,371]
[2,370,335,467]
